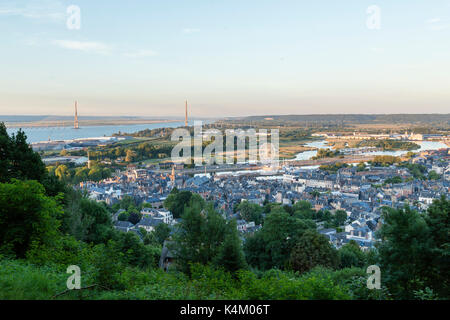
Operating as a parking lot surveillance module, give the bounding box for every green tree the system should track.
[289,230,339,274]
[62,193,113,244]
[128,211,142,225]
[405,151,416,159]
[309,190,320,198]
[55,164,70,181]
[88,166,103,181]
[293,200,316,220]
[399,163,427,180]
[332,210,348,227]
[74,167,90,183]
[338,240,367,269]
[0,124,47,184]
[356,162,366,172]
[237,200,263,224]
[118,211,130,221]
[384,176,403,185]
[0,180,62,258]
[41,172,68,198]
[244,211,314,270]
[154,223,171,245]
[119,195,136,210]
[212,219,247,273]
[92,242,124,290]
[371,155,400,166]
[140,228,159,246]
[109,231,160,269]
[173,201,245,274]
[316,210,332,223]
[174,204,225,272]
[427,170,440,180]
[423,196,449,298]
[125,149,137,163]
[377,206,431,299]
[0,124,72,197]
[164,189,205,219]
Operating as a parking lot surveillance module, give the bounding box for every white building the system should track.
[141,208,174,225]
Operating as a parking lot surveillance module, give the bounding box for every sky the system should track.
[0,0,449,118]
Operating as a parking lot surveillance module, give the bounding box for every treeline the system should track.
[240,114,450,125]
[319,157,442,181]
[319,162,349,173]
[47,163,112,184]
[312,148,341,160]
[279,128,313,140]
[357,140,420,151]
[88,142,175,163]
[370,155,401,166]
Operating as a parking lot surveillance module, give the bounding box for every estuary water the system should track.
[294,140,333,161]
[6,121,191,143]
[294,140,448,161]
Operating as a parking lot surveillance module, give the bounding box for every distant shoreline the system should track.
[5,119,181,128]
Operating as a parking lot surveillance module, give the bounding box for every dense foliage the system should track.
[0,122,448,300]
[370,155,401,166]
[319,162,349,173]
[0,180,62,258]
[377,198,449,299]
[357,140,420,151]
[312,148,341,160]
[48,164,112,184]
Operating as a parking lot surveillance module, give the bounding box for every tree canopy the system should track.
[0,179,62,258]
[289,230,340,274]
[173,199,246,274]
[244,209,314,270]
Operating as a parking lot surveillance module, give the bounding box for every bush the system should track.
[0,258,66,300]
[0,180,62,258]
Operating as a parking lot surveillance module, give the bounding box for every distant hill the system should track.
[226,114,450,125]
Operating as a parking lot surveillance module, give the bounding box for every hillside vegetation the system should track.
[0,122,448,300]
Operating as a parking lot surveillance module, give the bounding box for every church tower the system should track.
[170,165,175,182]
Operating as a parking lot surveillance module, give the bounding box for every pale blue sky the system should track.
[0,0,449,117]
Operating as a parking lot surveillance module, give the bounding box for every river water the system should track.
[6,121,192,143]
[294,140,448,161]
[294,140,333,160]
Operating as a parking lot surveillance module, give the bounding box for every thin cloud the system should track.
[428,24,450,31]
[182,28,200,34]
[0,1,65,21]
[24,37,40,46]
[426,17,449,31]
[52,40,112,55]
[123,50,158,58]
[52,40,157,57]
[426,18,441,24]
[370,47,385,54]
